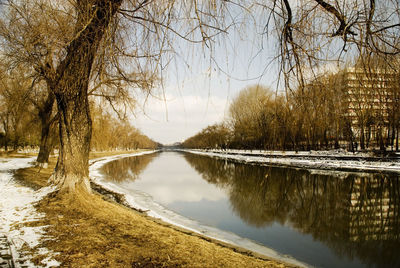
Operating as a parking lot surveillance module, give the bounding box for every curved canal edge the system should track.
[88,150,309,268]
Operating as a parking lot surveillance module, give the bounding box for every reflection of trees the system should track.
[184,153,400,267]
[183,153,234,186]
[100,153,157,182]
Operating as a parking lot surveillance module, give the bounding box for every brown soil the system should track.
[14,151,291,268]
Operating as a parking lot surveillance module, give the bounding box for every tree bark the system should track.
[50,0,123,193]
[360,124,365,150]
[36,92,55,168]
[2,119,8,151]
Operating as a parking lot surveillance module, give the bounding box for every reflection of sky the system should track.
[169,198,230,227]
[118,152,227,204]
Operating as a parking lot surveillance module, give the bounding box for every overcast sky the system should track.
[127,1,354,145]
[133,60,278,145]
[132,18,280,145]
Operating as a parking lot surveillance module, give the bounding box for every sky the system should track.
[129,1,355,145]
[131,6,282,145]
[132,39,279,145]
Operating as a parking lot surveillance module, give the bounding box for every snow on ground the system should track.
[183,149,400,174]
[0,157,59,268]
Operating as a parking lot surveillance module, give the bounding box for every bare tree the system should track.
[258,0,400,88]
[0,0,74,164]
[228,85,273,148]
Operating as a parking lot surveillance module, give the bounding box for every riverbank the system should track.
[182,149,400,174]
[7,151,291,267]
[0,156,58,267]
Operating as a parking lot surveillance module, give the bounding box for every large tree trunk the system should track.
[36,92,55,168]
[50,0,123,193]
[52,86,93,193]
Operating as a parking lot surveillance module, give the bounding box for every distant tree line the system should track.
[0,66,43,151]
[0,66,157,154]
[91,104,158,151]
[184,62,400,151]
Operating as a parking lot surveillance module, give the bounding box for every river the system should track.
[99,151,400,268]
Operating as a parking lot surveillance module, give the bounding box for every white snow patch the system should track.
[0,157,60,267]
[182,149,400,174]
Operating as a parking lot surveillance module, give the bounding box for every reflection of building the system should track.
[342,67,398,147]
[348,176,397,241]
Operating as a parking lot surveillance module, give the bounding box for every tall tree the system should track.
[48,0,124,192]
[1,0,237,194]
[229,85,273,149]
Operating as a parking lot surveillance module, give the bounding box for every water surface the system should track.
[101,151,400,268]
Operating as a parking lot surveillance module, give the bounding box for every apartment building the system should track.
[341,67,399,149]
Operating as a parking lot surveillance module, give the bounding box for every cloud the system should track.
[130,54,277,145]
[134,93,229,144]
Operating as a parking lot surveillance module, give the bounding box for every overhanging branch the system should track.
[313,0,357,37]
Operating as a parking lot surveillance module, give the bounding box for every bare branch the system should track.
[313,0,357,37]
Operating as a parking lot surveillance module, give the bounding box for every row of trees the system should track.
[0,64,157,155]
[91,104,157,151]
[0,67,40,151]
[0,72,157,152]
[183,84,307,150]
[184,63,400,151]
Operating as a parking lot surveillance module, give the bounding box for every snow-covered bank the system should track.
[182,149,400,174]
[0,157,59,267]
[89,150,308,268]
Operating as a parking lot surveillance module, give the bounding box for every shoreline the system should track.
[88,149,400,267]
[0,157,59,267]
[180,149,400,174]
[7,151,294,267]
[89,151,308,268]
[10,148,397,266]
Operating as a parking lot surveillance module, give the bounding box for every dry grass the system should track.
[15,152,290,268]
[0,150,37,158]
[14,158,57,189]
[89,150,144,159]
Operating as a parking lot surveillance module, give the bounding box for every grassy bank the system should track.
[13,151,290,267]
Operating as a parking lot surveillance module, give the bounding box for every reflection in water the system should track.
[183,153,400,268]
[101,152,226,204]
[100,152,400,267]
[101,152,157,182]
